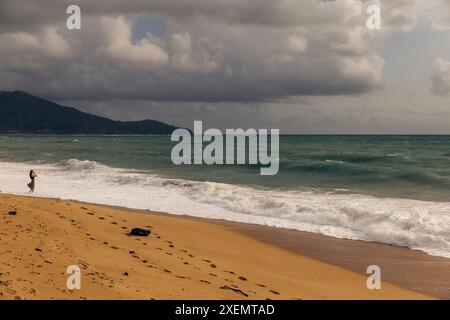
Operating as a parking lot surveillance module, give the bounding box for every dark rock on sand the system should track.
[8,211,17,215]
[129,228,151,237]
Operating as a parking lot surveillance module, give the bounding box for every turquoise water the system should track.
[1,134,450,257]
[1,135,450,201]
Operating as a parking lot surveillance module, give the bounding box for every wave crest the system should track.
[0,159,449,258]
[56,159,108,172]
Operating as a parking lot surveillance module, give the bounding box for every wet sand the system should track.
[233,223,450,299]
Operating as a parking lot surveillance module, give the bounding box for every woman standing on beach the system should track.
[28,170,37,193]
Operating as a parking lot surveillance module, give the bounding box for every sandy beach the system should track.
[0,193,442,300]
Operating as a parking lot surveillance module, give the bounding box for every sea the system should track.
[0,135,449,258]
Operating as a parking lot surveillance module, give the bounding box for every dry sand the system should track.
[0,193,434,300]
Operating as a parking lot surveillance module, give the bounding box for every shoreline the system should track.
[81,200,450,299]
[0,192,442,299]
[1,157,450,259]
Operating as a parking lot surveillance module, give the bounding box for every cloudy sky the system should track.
[1,0,450,133]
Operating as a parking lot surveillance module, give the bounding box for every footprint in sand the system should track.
[270,290,280,295]
[220,285,248,297]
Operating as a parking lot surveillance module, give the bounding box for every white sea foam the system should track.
[1,159,449,258]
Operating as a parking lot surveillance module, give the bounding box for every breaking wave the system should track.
[0,158,449,258]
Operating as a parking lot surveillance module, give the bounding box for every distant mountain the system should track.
[0,91,179,134]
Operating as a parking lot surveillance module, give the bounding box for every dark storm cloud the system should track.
[0,0,391,102]
[0,0,448,105]
[0,0,362,31]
